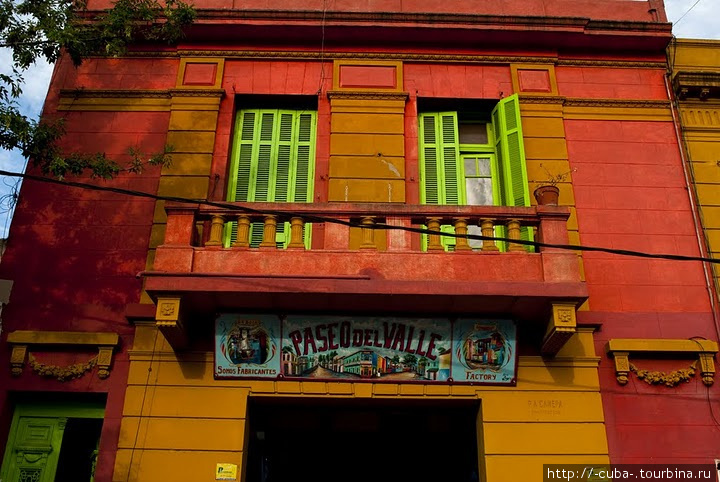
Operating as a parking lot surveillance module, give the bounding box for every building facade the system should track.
[1,1,719,482]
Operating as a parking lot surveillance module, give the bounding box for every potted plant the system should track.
[531,164,576,206]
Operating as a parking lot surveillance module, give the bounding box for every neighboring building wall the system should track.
[0,55,176,481]
[671,39,720,293]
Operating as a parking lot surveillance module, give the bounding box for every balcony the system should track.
[145,202,587,323]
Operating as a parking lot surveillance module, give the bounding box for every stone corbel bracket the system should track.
[541,302,578,356]
[155,296,189,350]
[7,331,120,379]
[606,338,719,386]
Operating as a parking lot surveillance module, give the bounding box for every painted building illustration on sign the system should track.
[216,315,280,377]
[216,316,516,384]
[454,320,515,383]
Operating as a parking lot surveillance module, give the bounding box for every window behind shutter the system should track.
[492,94,534,251]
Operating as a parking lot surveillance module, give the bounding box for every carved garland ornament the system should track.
[606,338,718,388]
[28,353,98,382]
[629,361,697,387]
[7,330,119,379]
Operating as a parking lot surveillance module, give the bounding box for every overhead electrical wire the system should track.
[672,0,703,27]
[3,168,720,264]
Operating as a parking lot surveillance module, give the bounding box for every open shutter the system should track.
[419,112,461,251]
[439,113,462,206]
[226,110,257,246]
[492,94,534,251]
[273,111,294,247]
[419,113,441,205]
[291,111,317,248]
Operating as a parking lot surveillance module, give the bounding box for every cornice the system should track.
[556,58,666,69]
[564,98,670,108]
[59,88,225,99]
[59,88,171,99]
[169,88,226,98]
[327,90,409,101]
[673,71,720,101]
[519,96,670,109]
[518,95,566,105]
[187,9,669,34]
[121,50,665,69]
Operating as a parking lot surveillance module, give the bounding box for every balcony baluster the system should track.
[287,217,306,249]
[480,218,499,252]
[259,215,278,249]
[453,218,472,251]
[360,216,377,250]
[205,215,225,247]
[232,215,251,248]
[426,217,444,251]
[506,218,526,252]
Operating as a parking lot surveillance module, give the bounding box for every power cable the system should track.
[672,0,703,27]
[3,168,720,264]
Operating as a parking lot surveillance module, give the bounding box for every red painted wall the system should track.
[0,56,174,481]
[559,60,720,461]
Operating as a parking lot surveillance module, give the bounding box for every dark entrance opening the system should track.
[246,397,480,482]
[54,418,103,482]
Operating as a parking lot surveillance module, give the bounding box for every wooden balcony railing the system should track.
[162,202,573,253]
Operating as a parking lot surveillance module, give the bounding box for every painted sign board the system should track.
[215,315,516,385]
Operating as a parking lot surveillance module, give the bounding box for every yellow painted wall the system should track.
[113,326,607,482]
[672,40,720,288]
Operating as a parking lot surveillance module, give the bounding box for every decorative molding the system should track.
[169,88,226,98]
[59,89,172,99]
[606,338,718,387]
[57,88,225,112]
[118,49,665,69]
[511,64,558,96]
[520,96,671,109]
[679,107,720,128]
[333,59,403,92]
[629,361,697,387]
[155,296,189,350]
[176,57,225,89]
[673,71,720,101]
[556,58,666,69]
[327,90,409,101]
[58,89,172,112]
[541,302,578,356]
[519,95,566,105]
[565,98,670,109]
[7,331,119,379]
[28,353,98,382]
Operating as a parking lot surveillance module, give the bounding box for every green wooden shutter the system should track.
[419,113,440,205]
[439,113,463,206]
[419,112,462,250]
[291,111,317,248]
[225,109,316,248]
[492,94,534,252]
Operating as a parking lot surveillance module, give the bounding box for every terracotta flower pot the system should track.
[533,185,560,206]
